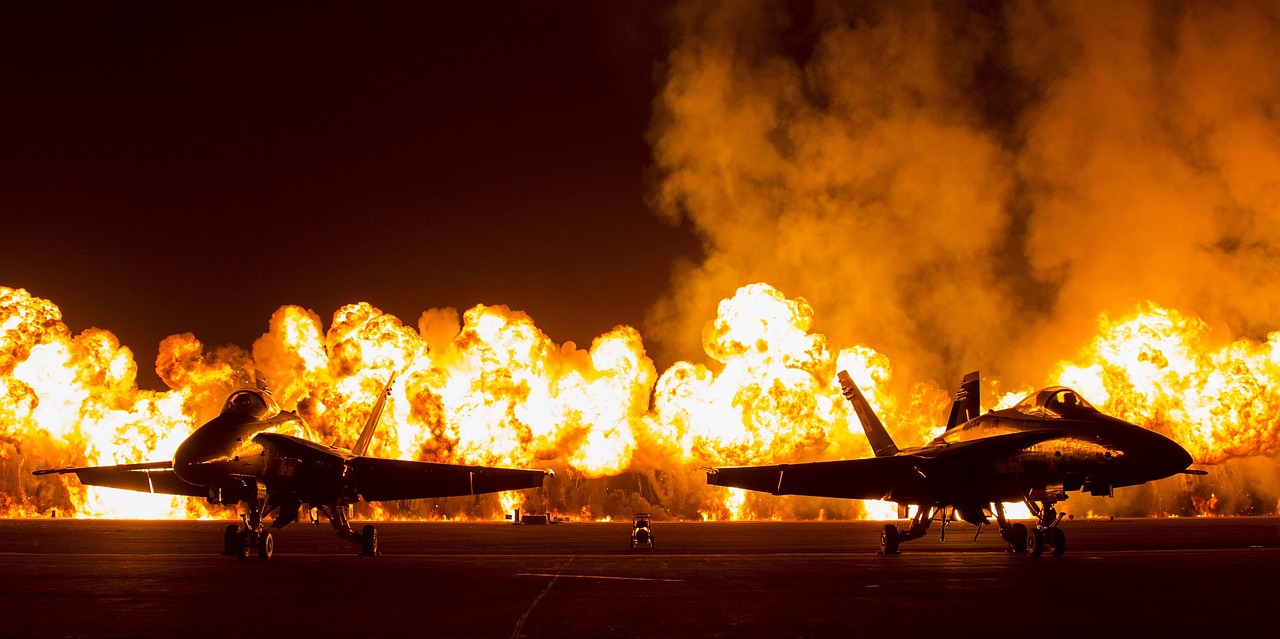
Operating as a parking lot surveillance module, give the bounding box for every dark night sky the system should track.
[1,2,699,389]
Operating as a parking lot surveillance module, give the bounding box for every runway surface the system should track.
[2,517,1278,638]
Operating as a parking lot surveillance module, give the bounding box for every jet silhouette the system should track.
[707,369,1203,555]
[35,373,549,559]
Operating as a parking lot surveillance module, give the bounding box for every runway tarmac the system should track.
[2,517,1278,638]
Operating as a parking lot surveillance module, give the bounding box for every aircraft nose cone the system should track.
[1147,430,1194,479]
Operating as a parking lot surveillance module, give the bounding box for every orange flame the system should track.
[5,284,1276,521]
[1050,302,1280,464]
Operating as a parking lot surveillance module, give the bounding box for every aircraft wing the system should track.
[252,432,548,501]
[347,456,549,502]
[707,456,911,500]
[707,430,1070,501]
[33,461,208,498]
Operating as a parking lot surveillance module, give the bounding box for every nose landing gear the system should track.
[1027,500,1066,557]
[360,524,378,557]
[222,498,274,560]
[995,500,1065,556]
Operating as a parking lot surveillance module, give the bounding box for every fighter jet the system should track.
[33,373,550,560]
[706,369,1204,556]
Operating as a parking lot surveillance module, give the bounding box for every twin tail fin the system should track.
[837,370,899,458]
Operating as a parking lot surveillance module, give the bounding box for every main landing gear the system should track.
[879,505,939,555]
[994,501,1066,557]
[318,502,379,556]
[879,501,1068,557]
[220,499,378,559]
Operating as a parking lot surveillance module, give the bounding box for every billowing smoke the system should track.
[7,1,1280,522]
[646,0,1280,387]
[640,0,1280,515]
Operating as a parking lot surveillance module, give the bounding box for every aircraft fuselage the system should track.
[707,372,1201,556]
[172,389,336,503]
[891,407,1193,509]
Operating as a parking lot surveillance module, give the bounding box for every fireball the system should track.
[6,284,1279,521]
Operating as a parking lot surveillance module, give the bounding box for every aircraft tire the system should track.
[1026,527,1045,557]
[1009,523,1028,553]
[880,524,900,555]
[360,525,378,556]
[1048,528,1066,556]
[236,531,255,561]
[223,525,239,555]
[257,531,274,560]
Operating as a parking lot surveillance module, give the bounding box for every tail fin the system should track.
[944,371,980,430]
[837,370,899,457]
[352,372,396,457]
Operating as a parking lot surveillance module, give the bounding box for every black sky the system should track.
[1,1,699,389]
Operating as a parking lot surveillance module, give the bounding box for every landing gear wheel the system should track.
[257,531,274,560]
[223,525,240,555]
[360,524,378,556]
[880,524,900,555]
[1026,527,1045,557]
[236,530,255,561]
[1008,523,1028,553]
[1046,527,1066,556]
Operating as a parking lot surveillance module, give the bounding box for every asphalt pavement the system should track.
[2,517,1277,638]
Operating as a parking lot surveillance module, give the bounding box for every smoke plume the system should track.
[646,0,1280,387]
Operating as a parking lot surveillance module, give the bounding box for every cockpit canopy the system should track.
[221,388,281,420]
[1012,387,1097,418]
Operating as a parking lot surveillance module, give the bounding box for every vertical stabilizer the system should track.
[352,373,396,457]
[837,370,899,457]
[945,371,980,431]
